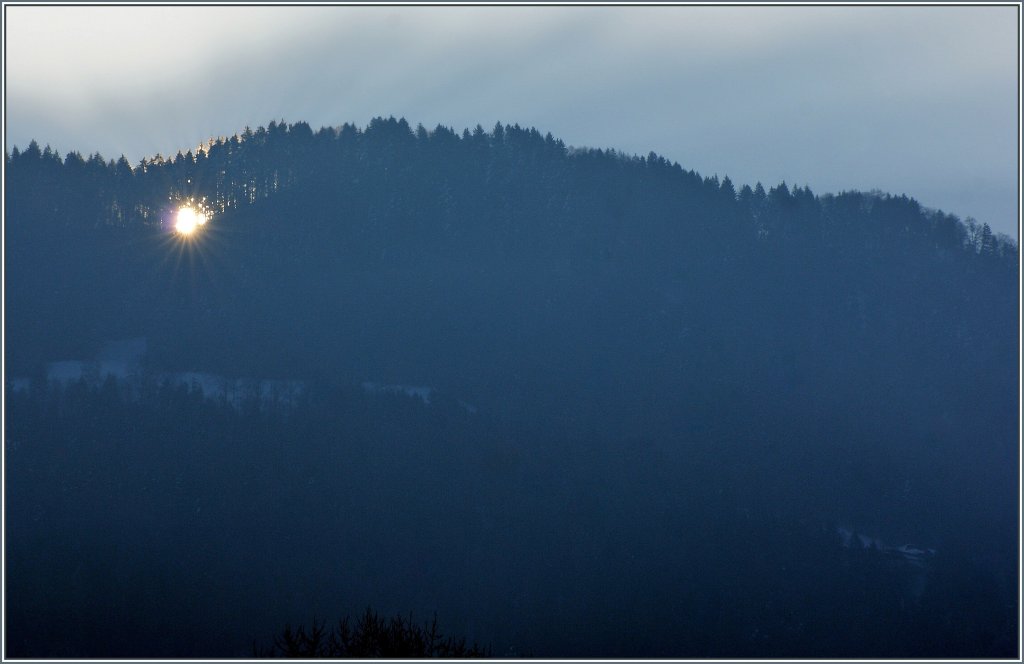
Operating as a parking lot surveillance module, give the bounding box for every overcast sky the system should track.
[5,4,1019,238]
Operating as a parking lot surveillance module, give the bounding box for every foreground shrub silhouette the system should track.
[255,607,491,658]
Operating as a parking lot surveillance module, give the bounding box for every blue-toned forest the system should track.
[4,118,1019,657]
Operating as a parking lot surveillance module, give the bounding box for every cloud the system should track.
[5,5,1017,236]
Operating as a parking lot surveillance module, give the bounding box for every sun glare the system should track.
[175,206,207,236]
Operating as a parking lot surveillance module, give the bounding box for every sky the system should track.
[4,4,1019,238]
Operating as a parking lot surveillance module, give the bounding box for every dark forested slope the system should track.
[4,117,1019,657]
[5,118,1017,392]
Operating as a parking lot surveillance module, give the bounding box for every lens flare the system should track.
[175,206,207,235]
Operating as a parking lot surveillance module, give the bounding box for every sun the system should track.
[175,206,208,236]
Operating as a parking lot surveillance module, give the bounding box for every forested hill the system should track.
[4,117,1020,657]
[5,117,1017,403]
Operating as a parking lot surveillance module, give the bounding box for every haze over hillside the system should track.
[4,118,1019,658]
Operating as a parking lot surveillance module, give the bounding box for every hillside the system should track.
[4,117,1019,657]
